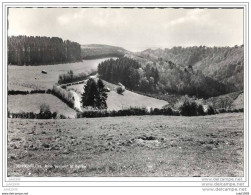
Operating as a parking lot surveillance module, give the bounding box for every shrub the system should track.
[61,85,67,89]
[239,108,244,112]
[116,86,125,95]
[150,107,176,116]
[164,107,174,115]
[233,109,239,113]
[59,114,67,119]
[39,104,52,119]
[207,105,216,115]
[179,100,198,116]
[173,110,181,116]
[151,108,160,115]
[218,108,226,113]
[52,111,58,119]
[197,104,205,116]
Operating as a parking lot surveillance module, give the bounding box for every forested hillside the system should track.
[81,44,126,59]
[8,36,82,65]
[138,45,244,90]
[98,57,234,98]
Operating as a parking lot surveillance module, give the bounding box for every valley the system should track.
[7,40,245,178]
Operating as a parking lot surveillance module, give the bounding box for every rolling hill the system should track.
[81,44,127,59]
[137,46,244,90]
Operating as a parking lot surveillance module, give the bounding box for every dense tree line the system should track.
[98,57,159,93]
[8,35,82,65]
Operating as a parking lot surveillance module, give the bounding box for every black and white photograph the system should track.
[1,1,250,194]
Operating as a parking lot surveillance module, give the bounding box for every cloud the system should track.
[8,8,243,51]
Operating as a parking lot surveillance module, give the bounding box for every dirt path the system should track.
[71,91,82,112]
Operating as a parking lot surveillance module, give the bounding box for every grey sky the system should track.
[8,8,243,51]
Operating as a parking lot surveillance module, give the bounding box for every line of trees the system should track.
[58,70,90,85]
[52,85,75,108]
[8,104,67,119]
[8,89,51,95]
[9,105,243,119]
[8,35,82,65]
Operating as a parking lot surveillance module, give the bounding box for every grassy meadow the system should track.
[68,80,169,111]
[8,94,76,118]
[8,58,112,90]
[8,113,243,177]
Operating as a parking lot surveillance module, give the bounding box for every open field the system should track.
[8,94,76,118]
[67,80,168,111]
[8,58,112,90]
[106,91,168,110]
[8,113,243,177]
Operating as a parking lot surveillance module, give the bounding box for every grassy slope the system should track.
[106,90,168,110]
[8,94,76,118]
[67,79,168,110]
[232,93,244,109]
[8,58,111,90]
[8,113,243,177]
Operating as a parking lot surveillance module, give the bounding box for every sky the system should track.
[8,8,243,52]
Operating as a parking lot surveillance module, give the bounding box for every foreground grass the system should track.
[7,113,244,177]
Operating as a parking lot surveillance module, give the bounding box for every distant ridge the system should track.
[81,44,127,59]
[137,45,244,91]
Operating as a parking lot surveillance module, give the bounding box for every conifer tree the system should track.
[97,79,108,109]
[81,78,108,109]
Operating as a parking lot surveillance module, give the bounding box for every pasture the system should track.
[8,113,243,177]
[67,80,168,111]
[8,58,112,90]
[8,94,76,118]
